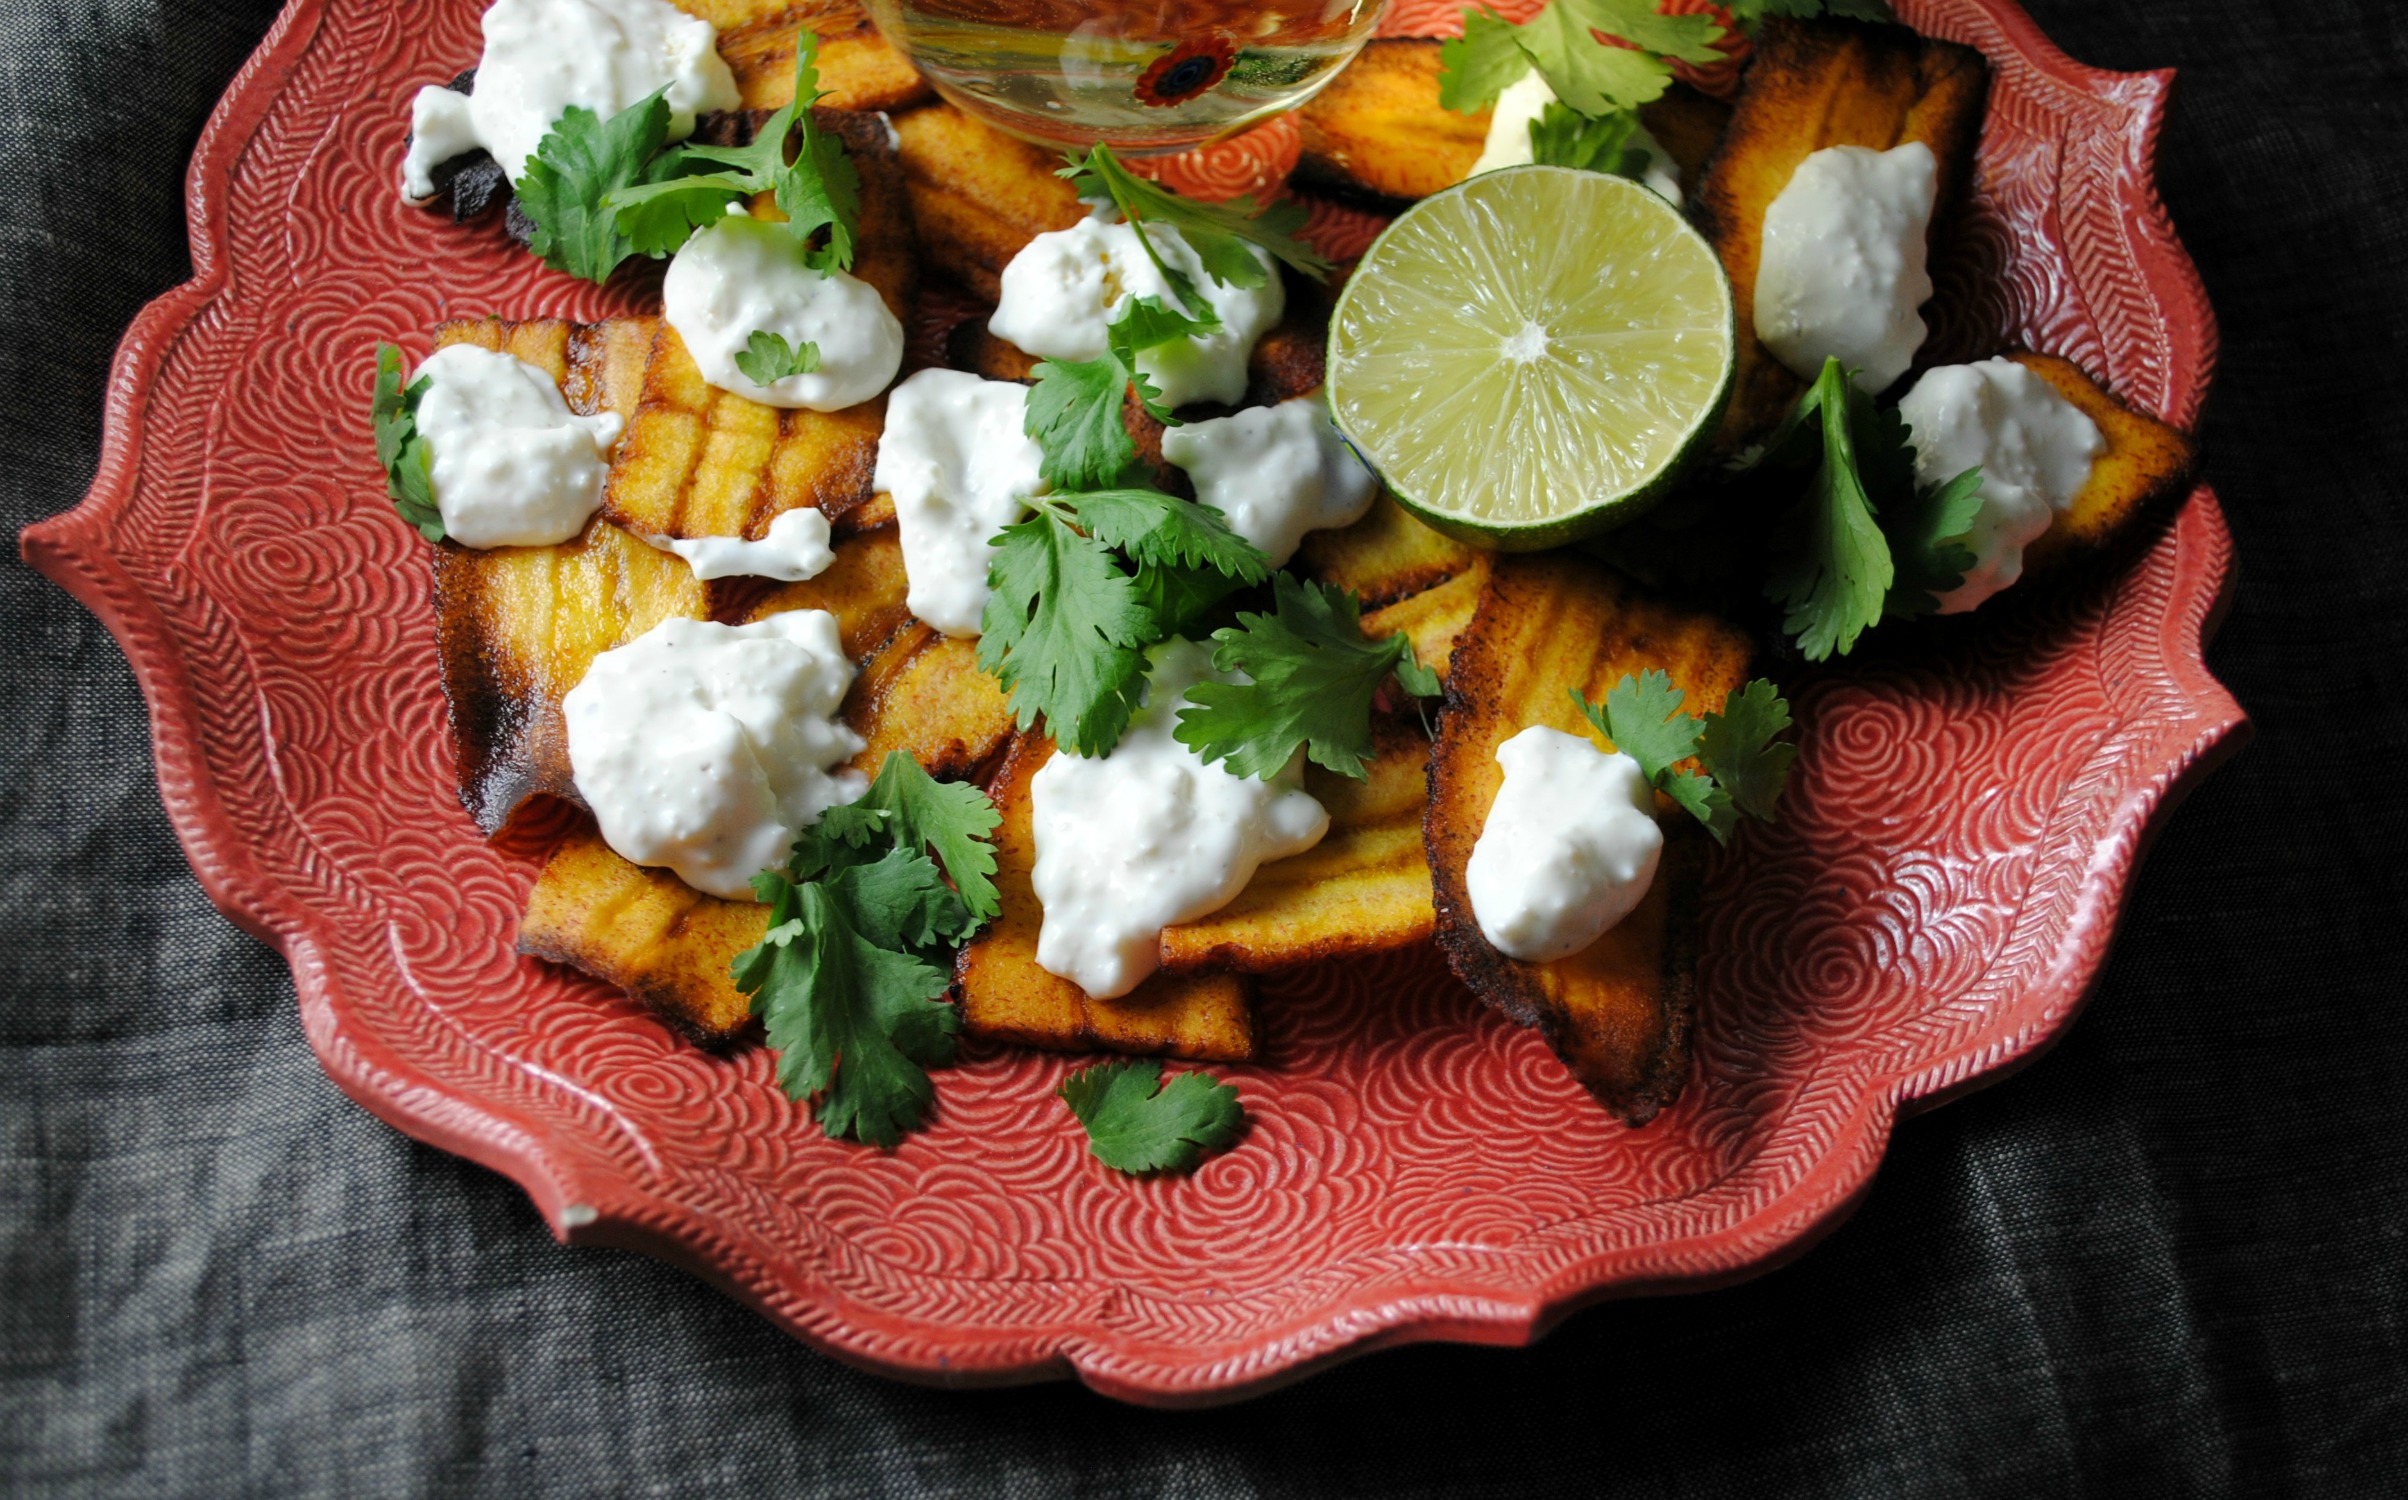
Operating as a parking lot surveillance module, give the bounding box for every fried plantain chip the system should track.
[1424,554,1754,1124]
[600,110,915,544]
[711,1,932,113]
[1691,17,1988,452]
[1158,716,1435,974]
[891,103,1086,301]
[2011,352,2201,575]
[954,735,1258,1062]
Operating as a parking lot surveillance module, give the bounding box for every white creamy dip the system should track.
[1895,358,2106,614]
[412,343,622,548]
[1467,71,1683,204]
[399,0,740,199]
[1464,726,1663,964]
[989,216,1284,410]
[1755,141,1937,393]
[1029,640,1329,998]
[1158,393,1377,567]
[646,507,835,582]
[563,611,866,901]
[662,212,905,411]
[873,369,1050,636]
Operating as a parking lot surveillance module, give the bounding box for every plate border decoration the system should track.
[21,0,2243,1406]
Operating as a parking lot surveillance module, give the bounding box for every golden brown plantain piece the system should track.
[712,1,931,113]
[600,111,914,543]
[1424,554,1753,1124]
[1691,17,1988,452]
[519,829,773,1042]
[2010,352,2200,574]
[1359,552,1491,682]
[954,735,1257,1061]
[1294,493,1482,608]
[1158,717,1435,974]
[434,315,657,424]
[891,103,1085,301]
[1295,40,1731,205]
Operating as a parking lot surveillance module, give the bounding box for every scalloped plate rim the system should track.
[17,0,2245,1407]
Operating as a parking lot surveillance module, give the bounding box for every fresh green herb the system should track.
[1025,358,1142,491]
[606,32,860,270]
[371,344,443,543]
[731,754,1003,1148]
[515,88,683,283]
[733,329,823,385]
[1066,488,1269,585]
[1881,464,1985,619]
[1572,670,1797,843]
[1758,357,1900,661]
[1107,294,1218,421]
[1175,574,1440,781]
[977,506,1157,758]
[1527,101,1648,176]
[1060,141,1332,312]
[1438,0,1726,117]
[1057,1058,1244,1174]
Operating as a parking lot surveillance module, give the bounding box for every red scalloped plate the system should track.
[21,0,2242,1405]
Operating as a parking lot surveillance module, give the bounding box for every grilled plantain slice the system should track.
[711,1,931,113]
[1158,716,1435,974]
[1295,492,1483,609]
[891,103,1086,301]
[1691,17,1988,452]
[1424,554,1754,1124]
[1359,552,1491,683]
[954,734,1258,1062]
[600,110,914,544]
[2011,352,2201,575]
[1294,39,1732,206]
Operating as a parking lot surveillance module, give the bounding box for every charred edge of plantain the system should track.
[713,1,934,115]
[1691,17,1989,450]
[2011,351,2202,578]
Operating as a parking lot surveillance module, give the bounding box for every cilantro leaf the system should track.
[733,330,823,385]
[1573,673,1796,844]
[1562,0,1728,63]
[1176,574,1439,780]
[1133,559,1249,638]
[1065,489,1269,584]
[1062,142,1332,290]
[1025,357,1139,491]
[1057,1058,1243,1174]
[1439,7,1535,111]
[606,32,858,269]
[516,90,676,283]
[816,750,1004,923]
[371,344,444,543]
[1696,679,1798,829]
[1514,1,1676,115]
[1107,294,1217,420]
[1528,101,1648,176]
[735,858,960,1148]
[1761,357,1898,661]
[1882,465,1985,620]
[977,508,1156,757]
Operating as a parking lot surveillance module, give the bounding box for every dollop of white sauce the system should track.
[413,343,622,548]
[1464,726,1663,964]
[1029,640,1329,999]
[1895,358,2106,614]
[646,507,835,582]
[873,369,1050,637]
[1467,71,1683,204]
[400,0,740,199]
[989,216,1284,410]
[1755,141,1937,394]
[662,212,906,411]
[1158,393,1377,567]
[563,611,866,901]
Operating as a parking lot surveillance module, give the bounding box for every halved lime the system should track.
[1326,166,1735,551]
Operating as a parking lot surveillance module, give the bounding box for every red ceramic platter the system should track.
[22,0,2241,1405]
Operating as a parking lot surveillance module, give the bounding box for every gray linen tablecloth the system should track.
[3,1,2404,1493]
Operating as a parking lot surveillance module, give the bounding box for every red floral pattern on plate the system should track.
[19,0,2239,1405]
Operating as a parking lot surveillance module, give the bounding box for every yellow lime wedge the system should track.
[1327,166,1736,550]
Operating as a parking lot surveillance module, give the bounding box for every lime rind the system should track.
[1327,166,1737,552]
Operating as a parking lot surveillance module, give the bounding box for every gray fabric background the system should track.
[4,1,2404,1494]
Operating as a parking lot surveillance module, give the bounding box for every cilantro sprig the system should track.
[1528,101,1652,176]
[1438,0,1726,118]
[516,88,681,284]
[605,32,860,271]
[1058,1058,1244,1174]
[734,330,823,385]
[371,344,443,543]
[732,752,1002,1148]
[1752,357,1983,659]
[1061,143,1332,315]
[1175,574,1441,780]
[1573,671,1797,844]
